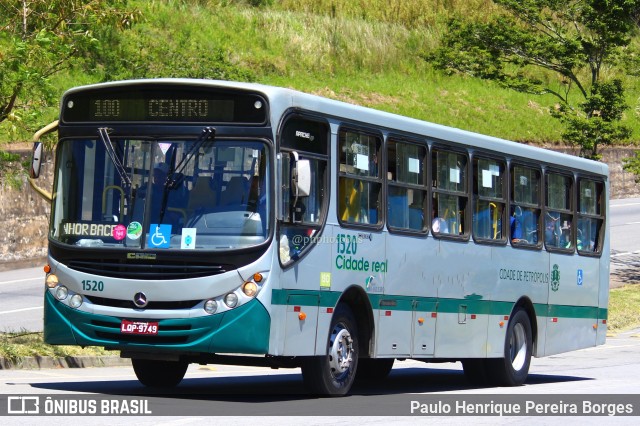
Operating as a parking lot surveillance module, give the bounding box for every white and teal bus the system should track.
[30,79,609,396]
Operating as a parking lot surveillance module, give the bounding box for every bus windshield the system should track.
[50,136,270,251]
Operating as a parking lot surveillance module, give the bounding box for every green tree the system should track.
[623,151,640,183]
[0,0,139,137]
[0,0,139,187]
[430,0,639,160]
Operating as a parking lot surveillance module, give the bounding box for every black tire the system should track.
[461,359,489,386]
[301,304,359,396]
[132,358,188,388]
[486,308,533,386]
[355,358,394,382]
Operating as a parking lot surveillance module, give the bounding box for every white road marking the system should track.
[0,306,42,315]
[0,277,42,285]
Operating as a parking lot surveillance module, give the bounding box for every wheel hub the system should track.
[509,322,527,371]
[328,325,353,376]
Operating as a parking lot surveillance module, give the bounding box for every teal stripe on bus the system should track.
[271,289,341,308]
[271,289,604,320]
[546,304,600,319]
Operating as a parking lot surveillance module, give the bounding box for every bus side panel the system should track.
[544,253,599,356]
[382,234,438,357]
[273,230,334,356]
[433,243,490,358]
[486,246,549,357]
[283,294,319,355]
[597,224,610,346]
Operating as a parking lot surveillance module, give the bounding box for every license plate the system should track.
[120,319,159,335]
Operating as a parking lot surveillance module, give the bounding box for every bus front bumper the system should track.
[43,291,270,354]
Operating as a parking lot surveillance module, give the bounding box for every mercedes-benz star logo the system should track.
[133,292,148,308]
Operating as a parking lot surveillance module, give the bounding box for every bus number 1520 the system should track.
[82,280,104,291]
[336,234,358,255]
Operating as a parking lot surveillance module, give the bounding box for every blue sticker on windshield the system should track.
[148,224,172,248]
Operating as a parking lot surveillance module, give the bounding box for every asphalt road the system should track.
[0,328,639,423]
[0,266,44,332]
[610,197,640,286]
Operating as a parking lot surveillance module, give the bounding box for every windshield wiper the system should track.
[158,127,216,223]
[165,126,216,189]
[98,127,132,189]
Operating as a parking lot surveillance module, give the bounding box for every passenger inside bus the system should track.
[511,207,539,244]
[431,198,449,234]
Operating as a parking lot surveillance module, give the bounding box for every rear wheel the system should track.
[487,308,532,386]
[132,358,188,388]
[301,304,359,396]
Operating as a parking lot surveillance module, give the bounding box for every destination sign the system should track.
[61,84,268,124]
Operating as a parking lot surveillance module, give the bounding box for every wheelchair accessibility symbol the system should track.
[148,224,172,248]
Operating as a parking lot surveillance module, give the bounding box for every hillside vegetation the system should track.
[8,0,640,144]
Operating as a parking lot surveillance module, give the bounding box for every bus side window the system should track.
[472,157,506,242]
[386,139,428,233]
[338,128,382,227]
[545,172,574,251]
[577,178,604,254]
[431,148,468,238]
[510,165,541,248]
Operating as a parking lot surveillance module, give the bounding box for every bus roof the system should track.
[62,78,608,178]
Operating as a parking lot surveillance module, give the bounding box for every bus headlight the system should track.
[224,293,238,308]
[55,285,68,300]
[204,299,218,314]
[242,281,258,298]
[46,274,59,288]
[69,294,83,309]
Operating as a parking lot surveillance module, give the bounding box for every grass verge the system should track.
[608,284,640,334]
[0,331,117,365]
[1,285,638,364]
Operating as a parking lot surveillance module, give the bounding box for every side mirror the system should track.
[30,141,44,179]
[28,120,58,202]
[292,152,311,197]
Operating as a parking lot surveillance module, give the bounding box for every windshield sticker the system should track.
[148,224,171,248]
[181,228,196,249]
[113,224,126,241]
[127,222,143,240]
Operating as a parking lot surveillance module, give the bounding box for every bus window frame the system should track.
[276,112,331,268]
[336,125,384,231]
[544,168,576,255]
[429,143,470,241]
[509,161,543,251]
[386,136,429,236]
[470,152,508,246]
[576,175,605,258]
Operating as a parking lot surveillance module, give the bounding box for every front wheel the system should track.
[132,358,188,388]
[486,308,533,386]
[301,304,359,396]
